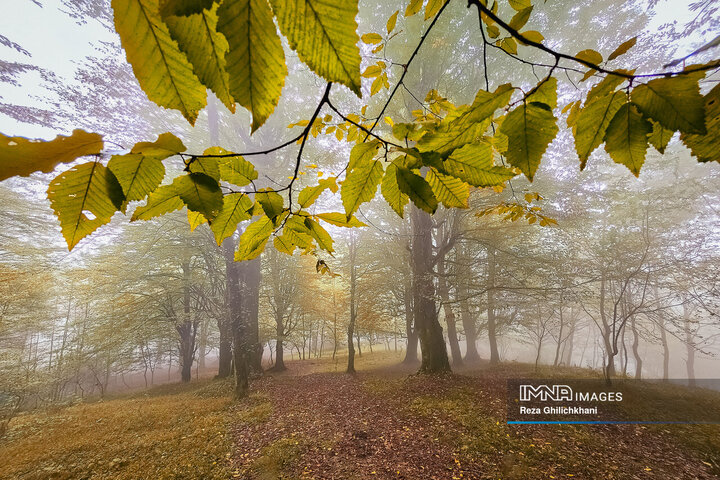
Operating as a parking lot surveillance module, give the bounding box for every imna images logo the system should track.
[519,384,573,402]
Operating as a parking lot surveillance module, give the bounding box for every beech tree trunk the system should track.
[486,246,500,365]
[437,258,462,366]
[411,206,450,374]
[402,273,419,363]
[347,234,358,373]
[683,304,696,387]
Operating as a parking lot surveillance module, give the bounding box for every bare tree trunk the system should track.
[630,315,642,379]
[411,206,450,373]
[437,259,462,366]
[658,315,670,382]
[178,260,197,383]
[402,273,419,363]
[487,246,500,365]
[347,235,357,373]
[683,303,696,387]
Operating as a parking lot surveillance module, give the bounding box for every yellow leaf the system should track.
[425,0,443,20]
[405,0,422,17]
[0,129,103,181]
[361,33,383,44]
[112,0,207,124]
[386,10,399,33]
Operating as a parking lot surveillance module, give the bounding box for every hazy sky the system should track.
[0,0,711,139]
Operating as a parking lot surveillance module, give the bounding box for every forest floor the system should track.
[1,350,719,479]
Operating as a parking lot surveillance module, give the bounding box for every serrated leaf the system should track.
[130,132,186,157]
[315,212,367,227]
[298,177,337,208]
[112,0,207,124]
[174,172,223,219]
[273,233,296,254]
[188,210,207,231]
[107,154,165,202]
[305,218,334,253]
[608,37,637,61]
[442,143,516,186]
[255,188,285,222]
[527,77,557,109]
[425,0,444,20]
[271,0,361,95]
[159,0,215,16]
[386,10,398,33]
[426,169,469,208]
[405,0,422,17]
[681,83,720,163]
[648,121,674,154]
[341,158,383,216]
[218,0,287,131]
[212,147,258,186]
[0,129,103,181]
[586,74,628,104]
[47,162,124,250]
[187,157,219,181]
[603,103,652,176]
[575,49,603,65]
[632,74,707,134]
[396,167,437,214]
[381,161,409,217]
[348,140,381,172]
[574,90,625,168]
[210,192,253,244]
[131,184,184,221]
[508,6,532,31]
[165,3,235,112]
[500,102,558,181]
[235,215,272,261]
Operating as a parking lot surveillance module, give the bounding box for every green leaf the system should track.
[520,30,543,44]
[165,3,235,112]
[418,84,513,158]
[131,184,182,221]
[631,74,707,134]
[508,6,532,31]
[681,83,720,163]
[348,140,380,172]
[130,132,186,157]
[586,73,629,104]
[47,162,125,250]
[107,154,165,202]
[648,121,675,154]
[159,0,215,16]
[381,161,409,217]
[442,143,517,187]
[341,158,383,216]
[211,147,258,186]
[426,169,469,208]
[235,215,273,261]
[0,129,103,182]
[305,218,334,253]
[131,184,184,221]
[499,37,517,55]
[112,0,207,124]
[574,90,625,169]
[210,192,253,244]
[298,177,337,208]
[499,102,559,181]
[608,37,637,61]
[395,167,437,214]
[255,188,285,223]
[188,156,220,180]
[270,0,361,95]
[218,0,287,131]
[174,173,223,220]
[316,212,367,227]
[603,103,652,176]
[527,77,557,109]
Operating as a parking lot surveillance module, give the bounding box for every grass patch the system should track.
[0,379,234,480]
[245,436,306,480]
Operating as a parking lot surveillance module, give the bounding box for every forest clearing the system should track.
[1,0,719,478]
[2,351,720,479]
